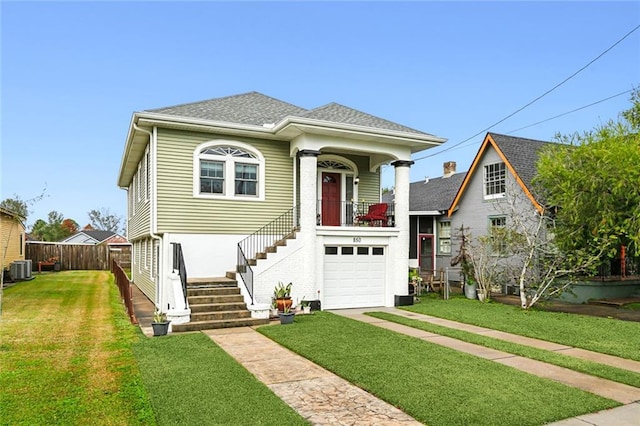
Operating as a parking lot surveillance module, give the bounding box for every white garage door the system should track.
[324,245,386,309]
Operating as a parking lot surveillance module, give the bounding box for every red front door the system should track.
[322,172,341,226]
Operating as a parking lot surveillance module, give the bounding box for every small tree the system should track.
[463,231,507,303]
[490,184,606,309]
[88,208,123,233]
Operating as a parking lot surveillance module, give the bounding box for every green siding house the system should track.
[118,92,445,329]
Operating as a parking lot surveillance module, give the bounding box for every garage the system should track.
[323,245,386,309]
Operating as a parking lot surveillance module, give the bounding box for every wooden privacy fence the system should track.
[26,242,131,271]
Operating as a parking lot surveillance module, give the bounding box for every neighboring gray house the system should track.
[446,132,554,289]
[385,161,465,275]
[118,91,446,328]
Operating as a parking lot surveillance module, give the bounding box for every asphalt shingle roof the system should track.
[300,102,431,135]
[488,132,556,193]
[82,230,117,242]
[145,92,434,136]
[409,173,466,212]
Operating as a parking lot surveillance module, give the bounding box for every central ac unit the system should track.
[10,261,27,280]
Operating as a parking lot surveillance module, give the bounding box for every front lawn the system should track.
[0,271,306,426]
[133,333,308,425]
[403,294,640,360]
[258,312,618,426]
[367,311,640,388]
[0,271,155,425]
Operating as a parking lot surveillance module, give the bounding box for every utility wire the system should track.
[506,89,633,134]
[413,24,640,163]
[382,87,636,180]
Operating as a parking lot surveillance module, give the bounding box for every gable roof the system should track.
[448,132,556,216]
[61,230,119,244]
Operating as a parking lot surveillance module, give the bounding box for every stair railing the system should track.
[237,206,300,305]
[170,242,188,305]
[237,245,254,305]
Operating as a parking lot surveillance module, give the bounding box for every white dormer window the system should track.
[194,141,265,201]
[483,162,506,199]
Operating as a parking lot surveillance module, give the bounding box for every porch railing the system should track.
[237,206,300,304]
[316,200,395,227]
[170,242,188,305]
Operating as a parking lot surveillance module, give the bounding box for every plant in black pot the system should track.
[152,310,170,336]
[279,302,295,325]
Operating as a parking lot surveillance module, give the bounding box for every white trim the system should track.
[192,139,266,202]
[144,147,150,203]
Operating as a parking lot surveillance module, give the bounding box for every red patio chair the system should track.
[356,203,388,226]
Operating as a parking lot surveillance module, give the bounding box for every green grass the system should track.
[367,311,640,388]
[0,271,155,425]
[623,302,640,311]
[403,294,640,360]
[133,332,308,425]
[258,312,618,426]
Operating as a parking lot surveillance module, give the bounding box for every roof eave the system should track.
[273,116,446,150]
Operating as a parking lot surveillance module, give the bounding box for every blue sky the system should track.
[2,1,639,230]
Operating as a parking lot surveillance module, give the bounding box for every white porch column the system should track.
[392,160,414,299]
[298,150,321,297]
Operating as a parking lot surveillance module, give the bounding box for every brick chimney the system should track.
[443,161,456,178]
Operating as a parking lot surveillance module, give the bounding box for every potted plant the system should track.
[300,300,311,314]
[270,298,279,317]
[273,281,292,312]
[279,302,295,325]
[151,310,170,336]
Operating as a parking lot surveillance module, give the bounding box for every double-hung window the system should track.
[489,216,507,254]
[438,221,451,254]
[483,162,506,199]
[200,161,224,194]
[194,142,264,200]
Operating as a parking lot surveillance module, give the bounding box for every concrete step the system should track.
[187,277,237,287]
[189,302,248,313]
[188,294,245,305]
[172,317,270,332]
[187,286,241,297]
[191,310,252,321]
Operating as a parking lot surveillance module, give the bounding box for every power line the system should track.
[413,24,640,163]
[406,88,635,163]
[506,89,633,134]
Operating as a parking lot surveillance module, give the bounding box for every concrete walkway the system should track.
[204,326,421,425]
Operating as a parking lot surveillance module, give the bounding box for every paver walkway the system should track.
[204,326,421,425]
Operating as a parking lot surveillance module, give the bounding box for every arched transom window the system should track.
[318,160,353,171]
[193,141,265,201]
